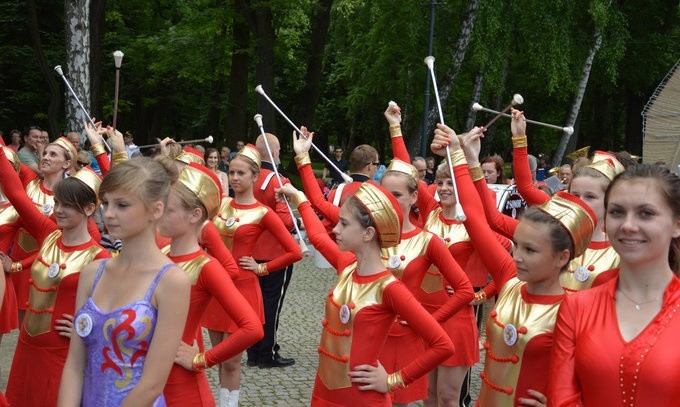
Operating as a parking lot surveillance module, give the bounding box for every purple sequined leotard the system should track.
[74,259,172,406]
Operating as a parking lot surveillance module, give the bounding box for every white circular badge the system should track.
[48,263,60,278]
[225,217,236,227]
[503,324,518,346]
[75,313,93,337]
[574,266,590,283]
[388,255,401,269]
[339,304,351,324]
[41,203,53,214]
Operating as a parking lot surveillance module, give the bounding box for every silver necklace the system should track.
[618,289,660,311]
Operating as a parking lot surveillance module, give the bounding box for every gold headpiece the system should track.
[176,146,205,166]
[50,136,78,162]
[548,167,560,176]
[536,191,596,257]
[2,147,20,172]
[71,166,102,197]
[236,143,261,168]
[177,162,223,219]
[567,146,590,161]
[386,159,419,183]
[352,182,402,248]
[586,151,625,181]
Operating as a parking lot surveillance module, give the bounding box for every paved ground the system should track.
[0,255,486,406]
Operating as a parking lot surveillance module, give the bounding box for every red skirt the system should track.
[201,275,263,332]
[5,329,69,407]
[311,374,391,406]
[0,273,18,333]
[379,321,428,403]
[164,364,216,406]
[437,305,479,366]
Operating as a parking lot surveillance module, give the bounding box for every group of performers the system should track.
[0,100,678,407]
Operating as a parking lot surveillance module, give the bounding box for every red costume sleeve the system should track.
[259,209,302,272]
[94,150,110,175]
[513,142,550,206]
[18,252,37,270]
[453,161,516,289]
[390,131,410,163]
[416,179,440,216]
[547,296,582,406]
[94,248,112,260]
[18,163,37,187]
[426,236,475,322]
[199,260,263,366]
[474,177,518,239]
[298,201,353,273]
[200,221,239,280]
[298,158,340,224]
[383,281,453,385]
[0,151,56,244]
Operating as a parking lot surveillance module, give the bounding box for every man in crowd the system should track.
[321,146,349,187]
[17,126,43,174]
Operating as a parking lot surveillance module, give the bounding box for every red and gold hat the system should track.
[71,166,103,197]
[536,191,596,257]
[352,181,403,248]
[176,146,206,166]
[586,151,624,181]
[50,136,78,162]
[2,147,20,172]
[386,159,419,183]
[177,162,223,219]
[235,143,261,168]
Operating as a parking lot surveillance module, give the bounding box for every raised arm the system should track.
[510,109,550,206]
[385,103,411,163]
[0,148,56,243]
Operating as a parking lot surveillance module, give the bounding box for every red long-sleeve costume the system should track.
[0,149,110,407]
[0,201,21,334]
[163,248,263,405]
[202,197,301,332]
[548,274,680,406]
[299,199,453,406]
[512,137,551,206]
[453,157,565,406]
[252,165,295,261]
[379,227,474,402]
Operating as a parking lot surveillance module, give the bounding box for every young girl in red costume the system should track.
[431,124,595,407]
[290,129,473,406]
[277,173,453,406]
[548,164,680,406]
[159,162,263,405]
[59,151,190,406]
[203,144,302,407]
[0,145,110,406]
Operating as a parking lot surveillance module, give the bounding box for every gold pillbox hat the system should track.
[236,143,262,168]
[177,162,223,219]
[536,191,596,257]
[586,151,625,181]
[176,146,206,166]
[71,166,103,197]
[50,136,78,162]
[386,159,419,183]
[352,181,403,248]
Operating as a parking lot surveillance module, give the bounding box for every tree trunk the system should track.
[64,0,91,133]
[225,0,250,148]
[252,1,276,134]
[423,0,479,134]
[624,88,644,155]
[206,0,227,142]
[89,0,104,123]
[552,29,601,167]
[26,0,61,137]
[465,68,484,131]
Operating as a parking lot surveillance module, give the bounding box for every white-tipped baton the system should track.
[483,94,524,129]
[113,50,124,130]
[254,85,353,184]
[472,102,574,135]
[253,114,310,257]
[54,65,111,152]
[137,135,214,149]
[424,56,466,222]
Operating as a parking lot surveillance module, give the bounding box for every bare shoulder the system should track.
[156,264,190,292]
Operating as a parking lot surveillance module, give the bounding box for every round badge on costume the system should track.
[503,324,518,346]
[339,304,351,324]
[225,217,236,227]
[574,266,590,283]
[75,313,93,337]
[48,263,61,278]
[41,203,53,214]
[388,254,401,269]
